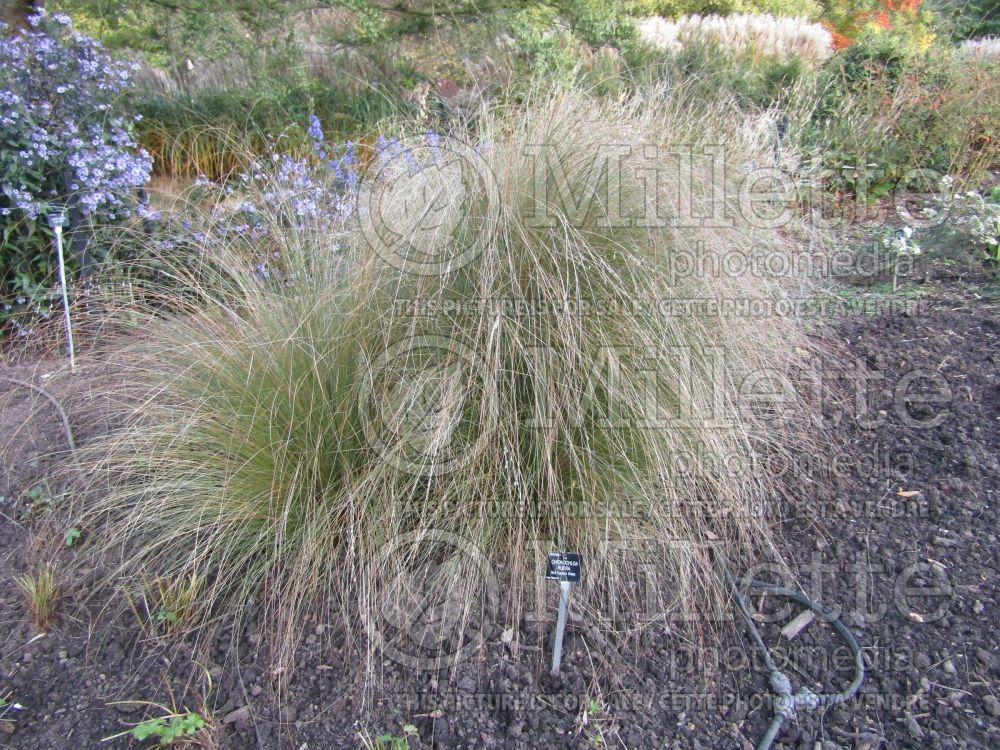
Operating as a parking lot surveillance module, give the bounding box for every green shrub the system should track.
[811,29,912,123]
[557,0,639,47]
[928,0,1000,41]
[834,30,909,86]
[798,39,1000,198]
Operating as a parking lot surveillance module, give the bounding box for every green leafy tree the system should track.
[926,0,999,39]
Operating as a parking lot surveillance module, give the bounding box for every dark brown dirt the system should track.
[1,280,998,749]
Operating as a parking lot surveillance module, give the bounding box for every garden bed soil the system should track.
[1,280,998,749]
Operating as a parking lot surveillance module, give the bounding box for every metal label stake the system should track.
[546,551,581,675]
[49,210,76,373]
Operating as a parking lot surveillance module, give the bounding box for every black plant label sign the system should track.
[545,552,582,583]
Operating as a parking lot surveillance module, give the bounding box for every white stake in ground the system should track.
[49,210,76,373]
[546,552,581,675]
[551,579,572,674]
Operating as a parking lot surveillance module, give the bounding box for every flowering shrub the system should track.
[888,178,1000,274]
[880,224,921,288]
[0,11,151,334]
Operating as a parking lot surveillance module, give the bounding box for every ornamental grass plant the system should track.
[636,13,834,65]
[77,85,825,680]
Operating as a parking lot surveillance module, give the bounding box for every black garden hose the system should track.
[721,563,865,750]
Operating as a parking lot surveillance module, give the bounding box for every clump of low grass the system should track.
[628,38,811,111]
[78,84,825,680]
[15,563,59,629]
[135,80,414,179]
[124,572,204,636]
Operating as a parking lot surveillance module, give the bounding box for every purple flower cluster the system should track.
[230,124,361,225]
[0,11,151,222]
[166,126,362,280]
[151,119,447,284]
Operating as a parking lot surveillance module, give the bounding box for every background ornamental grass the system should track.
[637,13,834,64]
[77,87,827,677]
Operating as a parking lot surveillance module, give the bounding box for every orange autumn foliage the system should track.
[822,20,853,51]
[825,0,927,49]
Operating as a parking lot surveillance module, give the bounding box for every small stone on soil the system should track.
[983,696,1000,718]
[223,706,251,725]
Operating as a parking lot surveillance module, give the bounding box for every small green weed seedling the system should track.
[14,563,59,628]
[104,710,208,747]
[64,527,81,546]
[104,665,215,747]
[361,723,419,750]
[132,712,206,746]
[24,480,54,516]
[576,696,618,748]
